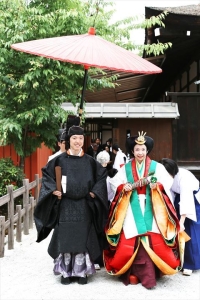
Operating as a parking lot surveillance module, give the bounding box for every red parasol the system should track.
[11,27,162,115]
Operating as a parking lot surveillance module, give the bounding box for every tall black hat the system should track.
[66,115,80,131]
[126,131,154,155]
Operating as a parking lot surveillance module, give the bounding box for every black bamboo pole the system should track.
[79,68,88,117]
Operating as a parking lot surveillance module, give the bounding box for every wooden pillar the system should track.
[23,179,29,235]
[16,205,22,242]
[0,216,5,257]
[7,185,14,250]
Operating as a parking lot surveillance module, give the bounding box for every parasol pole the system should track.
[79,66,89,117]
[79,27,96,117]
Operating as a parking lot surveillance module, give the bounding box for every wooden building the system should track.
[144,4,200,178]
[62,4,200,178]
[1,4,200,180]
[0,143,51,181]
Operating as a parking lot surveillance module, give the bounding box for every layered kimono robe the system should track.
[34,151,108,263]
[171,168,200,270]
[104,157,184,288]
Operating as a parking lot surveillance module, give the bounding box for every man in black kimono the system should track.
[34,125,108,285]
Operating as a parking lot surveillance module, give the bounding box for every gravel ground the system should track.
[0,225,200,300]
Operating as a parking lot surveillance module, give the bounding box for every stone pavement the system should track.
[0,225,200,300]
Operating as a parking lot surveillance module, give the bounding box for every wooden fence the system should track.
[0,174,41,258]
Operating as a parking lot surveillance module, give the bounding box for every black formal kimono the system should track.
[34,151,108,261]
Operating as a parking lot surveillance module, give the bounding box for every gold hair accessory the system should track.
[135,131,147,145]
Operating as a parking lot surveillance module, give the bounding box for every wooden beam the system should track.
[166,92,200,97]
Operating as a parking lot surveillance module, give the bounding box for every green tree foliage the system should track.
[0,0,170,169]
[0,0,118,168]
[0,158,25,197]
[142,11,172,56]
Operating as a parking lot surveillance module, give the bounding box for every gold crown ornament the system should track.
[135,131,147,145]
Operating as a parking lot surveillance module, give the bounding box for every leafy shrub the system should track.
[0,158,25,197]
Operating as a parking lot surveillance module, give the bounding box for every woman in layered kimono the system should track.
[160,158,200,276]
[103,131,187,289]
[34,125,108,285]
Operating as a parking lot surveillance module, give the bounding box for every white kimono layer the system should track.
[113,150,128,171]
[171,168,200,221]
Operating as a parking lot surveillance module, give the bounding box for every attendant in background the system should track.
[102,138,112,153]
[103,144,113,170]
[112,144,128,170]
[48,129,66,162]
[160,158,200,276]
[86,138,95,156]
[96,150,110,168]
[95,137,104,155]
[95,150,111,269]
[87,139,98,159]
[96,150,117,202]
[95,150,118,269]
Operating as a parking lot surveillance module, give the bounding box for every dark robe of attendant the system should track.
[86,145,94,157]
[34,151,109,262]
